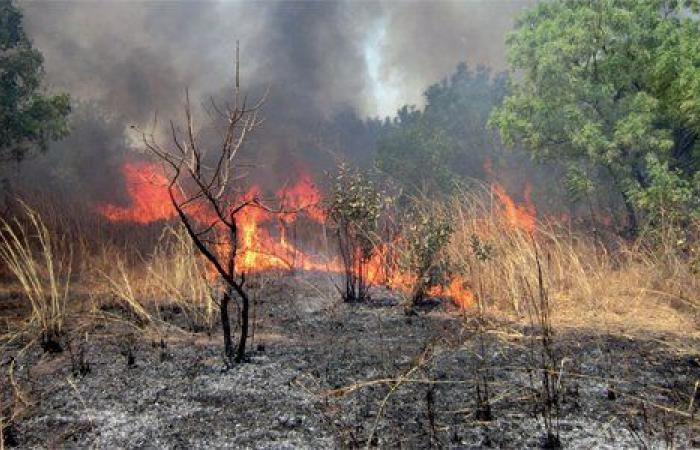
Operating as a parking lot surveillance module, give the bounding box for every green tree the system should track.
[1,0,70,163]
[377,63,508,194]
[490,0,700,233]
[629,153,700,239]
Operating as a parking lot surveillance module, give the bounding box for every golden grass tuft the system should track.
[0,202,71,343]
[146,225,217,331]
[440,187,699,337]
[97,256,153,325]
[89,224,217,332]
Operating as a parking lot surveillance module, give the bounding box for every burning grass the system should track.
[2,173,697,343]
[440,185,699,334]
[1,173,697,344]
[1,173,698,448]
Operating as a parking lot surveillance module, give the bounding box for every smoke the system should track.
[11,0,532,204]
[372,1,532,113]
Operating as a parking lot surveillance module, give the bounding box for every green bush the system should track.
[629,154,700,244]
[328,164,384,302]
[400,208,453,308]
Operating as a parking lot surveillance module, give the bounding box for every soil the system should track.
[1,272,699,449]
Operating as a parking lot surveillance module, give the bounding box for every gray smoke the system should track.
[12,0,533,204]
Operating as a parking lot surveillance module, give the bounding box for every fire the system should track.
[235,188,287,272]
[427,276,473,310]
[276,174,326,223]
[492,183,537,233]
[483,157,538,233]
[98,161,475,309]
[360,242,474,309]
[96,161,178,224]
[233,178,338,273]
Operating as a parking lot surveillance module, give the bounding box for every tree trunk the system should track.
[220,290,233,359]
[621,191,638,237]
[606,164,639,237]
[235,289,250,363]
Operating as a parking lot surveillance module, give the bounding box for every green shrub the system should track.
[328,164,384,302]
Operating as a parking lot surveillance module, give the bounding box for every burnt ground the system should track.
[1,273,699,449]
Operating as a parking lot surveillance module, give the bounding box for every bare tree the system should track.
[141,43,268,364]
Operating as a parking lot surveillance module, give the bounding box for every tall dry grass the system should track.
[97,255,153,325]
[91,224,217,332]
[1,194,218,342]
[440,186,699,335]
[146,225,217,331]
[2,188,697,344]
[0,202,72,345]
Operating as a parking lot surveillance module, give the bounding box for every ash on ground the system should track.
[2,273,699,449]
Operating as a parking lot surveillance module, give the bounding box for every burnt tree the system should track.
[142,45,268,363]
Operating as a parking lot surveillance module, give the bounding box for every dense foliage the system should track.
[376,63,508,193]
[0,0,70,163]
[490,0,700,234]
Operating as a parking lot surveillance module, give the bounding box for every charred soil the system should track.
[1,274,699,449]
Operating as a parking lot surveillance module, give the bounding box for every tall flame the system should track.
[96,161,178,224]
[492,183,537,233]
[97,161,476,309]
[276,173,326,224]
[483,157,537,233]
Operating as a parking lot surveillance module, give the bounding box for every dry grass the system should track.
[89,224,218,333]
[146,225,217,331]
[97,256,153,325]
[440,187,699,338]
[0,197,220,344]
[0,202,72,344]
[1,190,698,347]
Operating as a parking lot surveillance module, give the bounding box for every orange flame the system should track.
[427,276,473,310]
[492,183,537,233]
[98,161,475,309]
[96,161,178,224]
[235,187,286,272]
[277,174,326,223]
[362,242,473,309]
[483,157,537,233]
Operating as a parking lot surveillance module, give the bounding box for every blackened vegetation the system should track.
[39,330,63,354]
[319,305,698,448]
[527,249,561,448]
[142,48,287,365]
